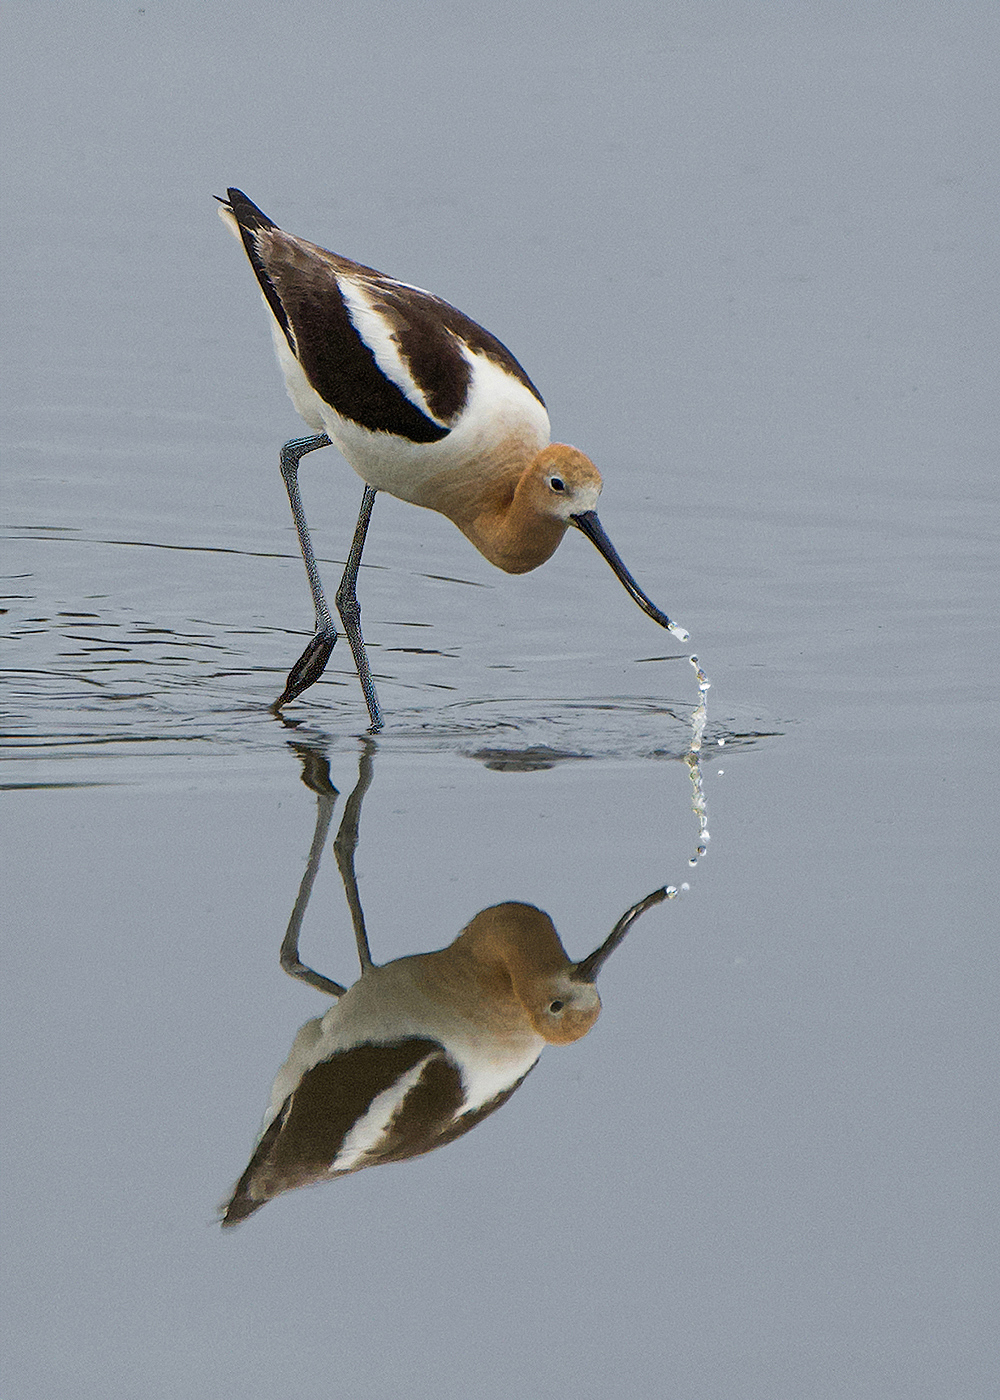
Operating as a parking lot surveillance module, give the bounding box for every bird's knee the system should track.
[336,591,361,627]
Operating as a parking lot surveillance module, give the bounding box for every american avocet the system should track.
[221,747,668,1224]
[217,189,688,729]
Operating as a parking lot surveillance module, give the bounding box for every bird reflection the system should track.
[222,744,669,1225]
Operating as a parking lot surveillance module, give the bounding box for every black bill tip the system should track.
[571,511,689,642]
[572,886,674,984]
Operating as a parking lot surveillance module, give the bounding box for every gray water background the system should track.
[2,3,997,1397]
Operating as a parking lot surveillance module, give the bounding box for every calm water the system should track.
[3,5,997,1397]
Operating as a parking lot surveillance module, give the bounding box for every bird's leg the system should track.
[273,433,336,711]
[333,741,377,973]
[335,485,382,731]
[279,751,350,997]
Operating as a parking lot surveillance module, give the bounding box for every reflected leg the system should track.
[279,751,349,997]
[333,742,377,973]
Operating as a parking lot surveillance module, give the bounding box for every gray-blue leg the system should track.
[274,434,338,711]
[335,485,382,732]
[274,437,383,726]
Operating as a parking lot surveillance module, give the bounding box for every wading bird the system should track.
[218,189,687,728]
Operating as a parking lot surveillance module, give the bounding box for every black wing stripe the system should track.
[432,1062,538,1148]
[348,1054,466,1168]
[223,188,295,352]
[274,264,452,443]
[383,286,546,417]
[220,1037,443,1222]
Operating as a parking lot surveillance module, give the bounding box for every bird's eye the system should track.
[549,477,566,493]
[549,999,565,1013]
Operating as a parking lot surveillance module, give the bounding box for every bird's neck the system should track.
[425,445,567,575]
[453,907,573,1004]
[412,907,572,1033]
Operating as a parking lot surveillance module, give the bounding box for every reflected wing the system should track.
[222,1036,540,1224]
[221,1038,449,1224]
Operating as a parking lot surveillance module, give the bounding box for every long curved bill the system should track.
[572,886,672,984]
[571,510,689,642]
